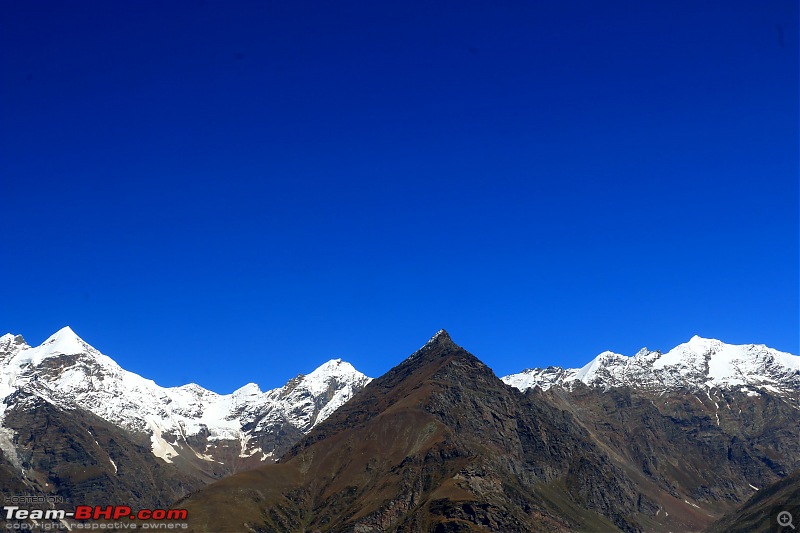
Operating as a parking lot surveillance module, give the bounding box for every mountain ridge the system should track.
[502,335,800,397]
[6,328,797,403]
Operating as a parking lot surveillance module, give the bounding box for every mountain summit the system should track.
[38,325,87,354]
[422,329,455,349]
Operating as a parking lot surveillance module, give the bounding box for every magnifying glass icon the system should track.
[778,511,796,530]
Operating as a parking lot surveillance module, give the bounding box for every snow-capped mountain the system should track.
[0,327,372,465]
[502,336,800,395]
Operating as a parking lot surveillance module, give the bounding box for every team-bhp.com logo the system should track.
[4,505,188,530]
[74,507,187,521]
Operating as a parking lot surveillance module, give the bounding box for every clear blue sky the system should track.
[2,1,797,393]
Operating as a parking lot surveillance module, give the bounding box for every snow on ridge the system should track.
[502,336,800,394]
[502,366,577,392]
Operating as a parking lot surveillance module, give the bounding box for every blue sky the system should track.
[2,0,797,393]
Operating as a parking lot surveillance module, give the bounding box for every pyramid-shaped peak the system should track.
[51,325,80,338]
[41,326,89,355]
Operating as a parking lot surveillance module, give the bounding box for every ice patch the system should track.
[0,426,22,471]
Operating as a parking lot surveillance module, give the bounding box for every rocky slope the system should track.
[1,392,203,509]
[706,469,800,533]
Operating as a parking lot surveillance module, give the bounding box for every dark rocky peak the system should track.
[410,329,458,357]
[377,329,489,392]
[425,328,454,347]
[282,330,480,457]
[342,329,469,400]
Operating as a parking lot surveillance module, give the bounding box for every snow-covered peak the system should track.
[0,333,29,354]
[0,334,29,374]
[40,326,86,355]
[9,326,121,373]
[572,351,627,383]
[272,358,372,430]
[502,337,800,395]
[301,358,363,394]
[309,358,347,374]
[0,333,23,347]
[232,382,262,397]
[689,334,717,347]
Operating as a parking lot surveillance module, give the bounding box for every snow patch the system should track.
[147,419,178,463]
[192,450,218,462]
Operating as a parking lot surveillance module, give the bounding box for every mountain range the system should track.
[177,330,799,532]
[0,327,798,531]
[0,327,371,510]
